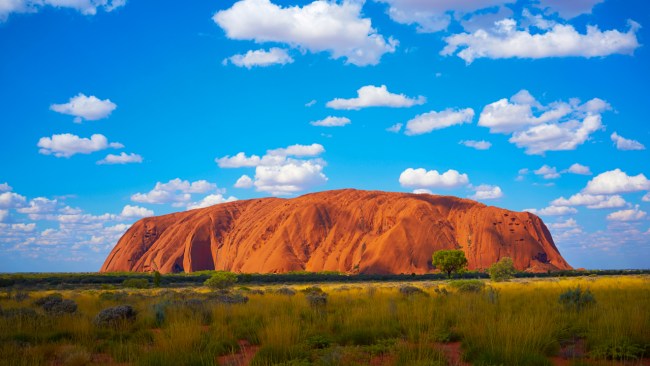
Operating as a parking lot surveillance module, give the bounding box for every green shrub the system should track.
[590,339,645,360]
[558,287,595,311]
[122,278,149,289]
[94,305,137,327]
[204,272,237,291]
[399,285,428,296]
[488,257,516,282]
[449,279,485,292]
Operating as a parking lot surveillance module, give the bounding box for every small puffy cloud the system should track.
[566,163,592,175]
[50,93,117,123]
[131,179,218,205]
[37,133,123,158]
[234,175,254,188]
[583,169,650,195]
[478,90,609,155]
[413,189,433,194]
[187,194,238,210]
[399,168,469,189]
[326,85,425,110]
[0,191,27,209]
[386,123,403,133]
[0,0,125,21]
[217,143,328,196]
[548,218,578,230]
[442,18,640,64]
[17,197,58,214]
[534,165,560,179]
[611,132,645,151]
[470,184,503,200]
[120,205,154,218]
[216,152,262,168]
[524,206,577,216]
[404,108,474,136]
[643,193,650,202]
[310,116,351,127]
[97,152,143,165]
[374,0,514,33]
[268,143,325,157]
[551,193,626,209]
[0,183,12,192]
[213,0,397,66]
[224,47,294,68]
[607,206,647,222]
[460,140,491,150]
[305,100,316,107]
[254,160,327,195]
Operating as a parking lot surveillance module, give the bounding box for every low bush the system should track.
[558,287,596,311]
[305,292,328,307]
[204,272,237,291]
[43,298,77,315]
[275,287,297,296]
[94,305,137,327]
[399,285,427,296]
[449,279,485,292]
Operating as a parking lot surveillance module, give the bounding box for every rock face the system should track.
[101,189,571,274]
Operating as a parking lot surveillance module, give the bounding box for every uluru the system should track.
[101,189,572,274]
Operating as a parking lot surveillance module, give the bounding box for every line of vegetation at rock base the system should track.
[0,276,648,366]
[1,269,649,289]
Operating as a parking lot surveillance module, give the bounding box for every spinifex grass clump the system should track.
[94,305,137,327]
[399,285,428,296]
[558,286,596,311]
[448,279,485,292]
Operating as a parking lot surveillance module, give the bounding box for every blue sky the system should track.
[1,0,649,272]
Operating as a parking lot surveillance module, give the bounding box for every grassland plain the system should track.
[0,276,648,366]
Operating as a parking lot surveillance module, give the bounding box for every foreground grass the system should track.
[0,276,648,365]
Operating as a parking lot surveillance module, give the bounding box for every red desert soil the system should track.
[101,189,571,274]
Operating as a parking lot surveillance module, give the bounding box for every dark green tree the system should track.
[432,250,468,278]
[488,257,516,282]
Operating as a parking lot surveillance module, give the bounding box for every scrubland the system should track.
[0,275,648,366]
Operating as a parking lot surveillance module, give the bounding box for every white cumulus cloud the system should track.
[234,175,254,188]
[310,116,351,127]
[459,140,491,150]
[97,152,143,165]
[326,85,425,110]
[37,133,123,158]
[470,184,503,200]
[131,179,218,205]
[0,183,12,192]
[213,0,397,66]
[187,194,238,210]
[404,108,474,136]
[566,163,592,175]
[399,168,469,189]
[607,206,647,222]
[0,191,27,209]
[224,47,294,68]
[478,90,609,155]
[551,193,626,209]
[120,205,154,218]
[534,165,560,179]
[611,132,645,151]
[217,143,328,195]
[50,93,117,123]
[583,169,650,195]
[442,18,640,64]
[524,206,577,216]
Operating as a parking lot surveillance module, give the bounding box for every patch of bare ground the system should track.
[217,339,259,366]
